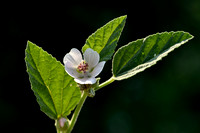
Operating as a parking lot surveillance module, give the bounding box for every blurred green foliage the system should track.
[2,1,200,133]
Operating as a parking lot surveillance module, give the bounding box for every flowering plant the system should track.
[25,15,193,133]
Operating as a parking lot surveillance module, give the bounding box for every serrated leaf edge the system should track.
[112,31,194,80]
[25,42,58,119]
[25,41,60,118]
[25,41,81,119]
[82,15,127,54]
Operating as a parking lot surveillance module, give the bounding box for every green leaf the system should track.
[25,41,81,120]
[82,15,127,61]
[112,31,194,80]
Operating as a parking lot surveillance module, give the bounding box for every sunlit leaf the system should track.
[25,41,81,119]
[112,31,193,80]
[82,15,127,61]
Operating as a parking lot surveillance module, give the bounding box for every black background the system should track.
[2,1,200,133]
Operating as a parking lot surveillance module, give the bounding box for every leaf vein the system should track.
[33,47,58,117]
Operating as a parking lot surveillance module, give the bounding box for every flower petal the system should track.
[90,61,106,77]
[74,77,96,84]
[63,48,83,65]
[84,48,99,69]
[65,62,83,78]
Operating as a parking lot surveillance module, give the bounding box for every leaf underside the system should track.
[82,15,127,62]
[25,41,81,120]
[112,31,193,80]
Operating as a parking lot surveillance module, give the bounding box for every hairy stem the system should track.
[67,91,88,133]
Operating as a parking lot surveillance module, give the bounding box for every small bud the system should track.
[56,117,70,131]
[59,118,67,128]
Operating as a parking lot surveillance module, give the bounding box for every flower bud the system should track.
[56,117,70,131]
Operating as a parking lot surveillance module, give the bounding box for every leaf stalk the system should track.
[94,77,115,91]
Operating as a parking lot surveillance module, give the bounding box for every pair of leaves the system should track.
[25,15,193,120]
[82,16,193,80]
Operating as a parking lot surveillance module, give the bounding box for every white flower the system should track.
[63,48,106,84]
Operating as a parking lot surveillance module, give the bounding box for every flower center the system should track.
[77,61,89,73]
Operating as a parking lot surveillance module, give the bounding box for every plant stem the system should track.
[56,124,60,133]
[94,77,115,91]
[55,120,65,133]
[66,91,88,133]
[58,77,115,133]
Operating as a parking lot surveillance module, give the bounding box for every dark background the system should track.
[2,1,200,133]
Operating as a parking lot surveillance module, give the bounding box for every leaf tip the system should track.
[27,40,35,46]
[121,15,127,18]
[120,15,127,21]
[26,40,35,50]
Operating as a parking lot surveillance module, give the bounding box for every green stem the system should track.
[94,76,115,91]
[57,77,115,133]
[56,123,60,133]
[67,91,88,133]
